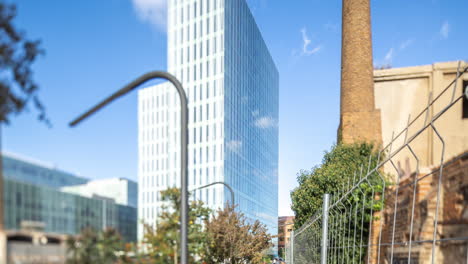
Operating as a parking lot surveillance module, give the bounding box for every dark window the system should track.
[16,192,22,207]
[8,235,33,243]
[463,81,468,118]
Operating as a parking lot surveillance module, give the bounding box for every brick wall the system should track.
[368,152,468,263]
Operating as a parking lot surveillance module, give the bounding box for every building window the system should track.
[200,42,203,59]
[200,20,203,38]
[200,0,203,16]
[463,81,468,118]
[194,127,197,144]
[214,15,217,32]
[16,191,22,207]
[187,5,190,22]
[181,7,184,24]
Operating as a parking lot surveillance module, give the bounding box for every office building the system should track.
[3,152,88,188]
[61,177,138,208]
[138,0,279,240]
[2,153,137,242]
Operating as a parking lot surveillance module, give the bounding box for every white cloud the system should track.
[132,0,167,31]
[440,21,449,39]
[375,48,394,69]
[254,116,277,129]
[384,48,394,64]
[226,140,242,153]
[376,39,413,68]
[399,39,413,50]
[255,212,277,222]
[300,27,322,56]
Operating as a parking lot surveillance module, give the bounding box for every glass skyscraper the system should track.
[138,0,278,240]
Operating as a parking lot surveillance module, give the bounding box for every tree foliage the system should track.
[142,187,211,263]
[142,188,272,264]
[0,2,48,124]
[203,204,272,264]
[66,227,124,264]
[290,143,389,263]
[69,188,273,263]
[291,143,385,228]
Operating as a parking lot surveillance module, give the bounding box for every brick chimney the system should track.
[339,0,382,145]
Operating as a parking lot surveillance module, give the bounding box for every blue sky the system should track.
[5,0,467,216]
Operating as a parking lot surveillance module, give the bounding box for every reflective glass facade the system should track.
[2,154,137,242]
[61,178,138,208]
[3,153,88,188]
[224,0,279,235]
[138,0,278,240]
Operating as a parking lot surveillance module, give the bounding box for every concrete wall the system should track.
[4,231,67,264]
[374,61,468,178]
[369,61,468,263]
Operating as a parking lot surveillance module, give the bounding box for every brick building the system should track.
[278,216,294,258]
[336,0,468,262]
[367,151,468,263]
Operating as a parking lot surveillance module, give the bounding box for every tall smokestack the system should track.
[339,0,382,145]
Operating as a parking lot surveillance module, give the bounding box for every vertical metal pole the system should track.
[0,124,3,231]
[68,71,189,264]
[102,199,106,230]
[321,194,330,264]
[0,124,6,264]
[178,82,188,264]
[290,231,294,264]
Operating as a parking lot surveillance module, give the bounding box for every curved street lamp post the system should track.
[69,71,190,264]
[190,181,235,205]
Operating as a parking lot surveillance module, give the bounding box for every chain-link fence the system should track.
[286,62,468,264]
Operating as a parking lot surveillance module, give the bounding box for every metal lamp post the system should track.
[190,181,235,205]
[69,71,189,264]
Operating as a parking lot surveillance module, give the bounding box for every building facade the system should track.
[61,177,138,208]
[2,153,137,242]
[363,61,468,263]
[374,61,468,178]
[138,0,278,240]
[3,152,88,189]
[278,216,294,257]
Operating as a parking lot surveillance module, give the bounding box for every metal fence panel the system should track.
[286,63,468,264]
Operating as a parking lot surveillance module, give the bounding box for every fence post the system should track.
[290,230,294,264]
[321,194,330,264]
